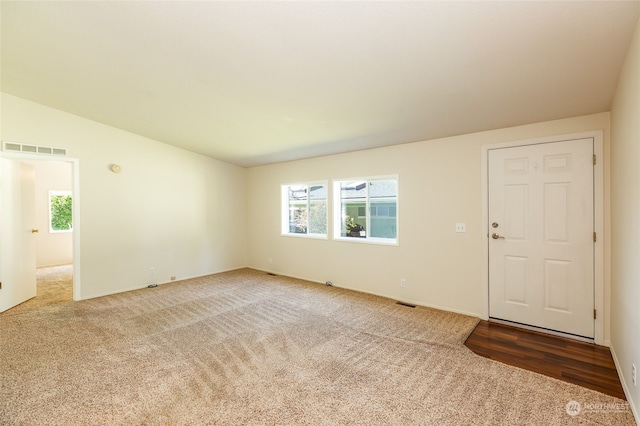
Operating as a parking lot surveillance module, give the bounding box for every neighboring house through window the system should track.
[281,182,328,238]
[333,176,398,244]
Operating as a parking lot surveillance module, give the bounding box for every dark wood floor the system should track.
[464,320,626,400]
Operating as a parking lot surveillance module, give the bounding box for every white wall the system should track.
[247,113,611,326]
[31,161,73,267]
[1,93,247,300]
[610,17,640,419]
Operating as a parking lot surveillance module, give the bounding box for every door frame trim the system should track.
[481,130,604,346]
[0,151,81,301]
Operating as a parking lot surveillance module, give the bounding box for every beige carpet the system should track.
[3,264,73,315]
[0,269,634,425]
[35,264,73,303]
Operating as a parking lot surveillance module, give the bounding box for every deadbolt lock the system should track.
[491,222,499,228]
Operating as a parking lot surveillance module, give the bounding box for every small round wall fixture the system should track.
[110,164,122,173]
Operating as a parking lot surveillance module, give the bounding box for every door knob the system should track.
[491,233,504,240]
[31,229,39,234]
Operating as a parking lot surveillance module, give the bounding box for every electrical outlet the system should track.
[455,223,466,233]
[149,267,155,276]
[268,257,273,265]
[400,278,406,288]
[633,364,637,387]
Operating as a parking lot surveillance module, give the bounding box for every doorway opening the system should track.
[0,152,80,312]
[32,160,75,306]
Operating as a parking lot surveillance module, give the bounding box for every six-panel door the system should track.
[488,138,594,338]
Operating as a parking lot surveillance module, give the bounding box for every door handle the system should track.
[491,233,504,240]
[31,229,39,234]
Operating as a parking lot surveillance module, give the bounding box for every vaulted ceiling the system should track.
[2,1,639,167]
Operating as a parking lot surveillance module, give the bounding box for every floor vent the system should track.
[2,141,67,156]
[396,301,416,308]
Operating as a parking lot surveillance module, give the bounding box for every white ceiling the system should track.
[2,1,639,167]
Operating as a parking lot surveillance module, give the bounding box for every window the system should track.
[49,191,73,232]
[333,176,398,244]
[281,182,328,238]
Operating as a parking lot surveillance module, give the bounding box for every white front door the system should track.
[0,158,37,312]
[488,138,594,338]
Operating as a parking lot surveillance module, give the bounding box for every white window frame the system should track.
[49,190,73,233]
[332,175,398,245]
[281,181,328,239]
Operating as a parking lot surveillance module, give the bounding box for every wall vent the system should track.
[2,141,67,156]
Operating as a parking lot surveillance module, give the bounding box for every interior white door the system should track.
[488,138,594,338]
[0,158,37,312]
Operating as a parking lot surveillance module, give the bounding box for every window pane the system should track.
[370,202,396,238]
[289,185,307,202]
[289,204,306,233]
[334,177,397,243]
[283,183,327,237]
[50,193,73,231]
[340,181,366,199]
[341,201,366,237]
[288,185,307,233]
[340,181,366,237]
[369,179,397,239]
[309,185,326,201]
[309,199,326,234]
[307,185,327,234]
[369,179,397,199]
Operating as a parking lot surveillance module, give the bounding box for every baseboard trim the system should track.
[77,266,247,301]
[609,344,639,422]
[250,267,481,319]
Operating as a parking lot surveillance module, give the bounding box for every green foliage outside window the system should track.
[50,194,72,231]
[308,200,327,234]
[293,201,327,234]
[285,183,327,236]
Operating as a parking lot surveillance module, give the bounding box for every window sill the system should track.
[281,233,328,240]
[333,236,398,246]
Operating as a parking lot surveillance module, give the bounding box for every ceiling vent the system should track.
[2,141,67,156]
